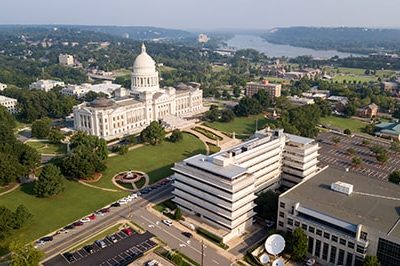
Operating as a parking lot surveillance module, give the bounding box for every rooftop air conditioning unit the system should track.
[331,181,353,195]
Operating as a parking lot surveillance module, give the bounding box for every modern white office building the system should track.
[29,80,65,92]
[73,44,203,140]
[278,166,400,266]
[172,128,319,242]
[61,81,122,98]
[281,134,320,189]
[0,95,18,114]
[59,54,74,66]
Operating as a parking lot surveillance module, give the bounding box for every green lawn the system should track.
[0,180,126,253]
[204,114,275,136]
[26,141,67,154]
[92,133,206,190]
[264,76,287,83]
[332,75,377,83]
[320,116,368,133]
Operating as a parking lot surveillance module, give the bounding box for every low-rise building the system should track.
[62,81,122,98]
[288,96,315,106]
[374,121,400,140]
[0,95,18,113]
[277,166,400,266]
[381,82,398,94]
[59,54,74,66]
[246,80,281,98]
[29,79,65,92]
[357,103,378,118]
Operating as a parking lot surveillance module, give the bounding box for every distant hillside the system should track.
[261,27,400,54]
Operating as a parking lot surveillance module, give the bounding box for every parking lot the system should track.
[44,231,155,266]
[317,132,399,181]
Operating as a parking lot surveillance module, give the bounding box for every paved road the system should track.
[41,185,233,266]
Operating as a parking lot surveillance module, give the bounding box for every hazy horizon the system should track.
[1,0,399,30]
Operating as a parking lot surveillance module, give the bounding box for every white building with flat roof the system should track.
[0,83,7,91]
[59,54,74,66]
[73,44,203,140]
[0,95,18,114]
[172,128,319,242]
[29,80,65,92]
[61,81,122,98]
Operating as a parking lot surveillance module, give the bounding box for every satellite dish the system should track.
[259,253,270,265]
[272,258,285,266]
[265,234,285,255]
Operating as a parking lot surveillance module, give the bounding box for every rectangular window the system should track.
[324,232,330,239]
[316,229,322,236]
[315,240,321,258]
[287,218,293,226]
[301,224,307,231]
[332,235,338,242]
[338,249,345,265]
[348,242,355,249]
[308,226,315,233]
[287,228,292,233]
[360,231,368,241]
[308,237,314,254]
[278,221,284,227]
[340,238,346,246]
[295,221,300,227]
[346,253,353,266]
[280,202,285,208]
[279,212,284,218]
[330,246,337,264]
[356,245,366,254]
[322,243,329,261]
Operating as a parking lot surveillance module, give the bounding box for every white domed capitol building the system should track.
[73,44,204,140]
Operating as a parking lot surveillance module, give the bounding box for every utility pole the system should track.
[201,240,204,266]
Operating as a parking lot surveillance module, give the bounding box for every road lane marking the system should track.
[212,259,220,264]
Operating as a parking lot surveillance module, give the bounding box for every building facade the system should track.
[0,95,18,114]
[61,81,122,98]
[172,128,320,242]
[59,54,74,66]
[0,83,7,91]
[73,44,203,140]
[29,80,65,92]
[277,167,400,266]
[246,80,282,98]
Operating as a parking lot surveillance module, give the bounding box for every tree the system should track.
[364,124,376,134]
[289,228,308,261]
[62,146,106,179]
[219,109,235,122]
[174,207,182,220]
[331,136,341,145]
[344,128,352,135]
[362,255,380,266]
[169,129,183,143]
[204,105,220,122]
[254,191,278,220]
[390,141,400,152]
[0,106,16,129]
[34,164,64,198]
[118,145,129,155]
[393,107,400,119]
[0,206,15,238]
[388,171,400,184]
[9,241,44,266]
[140,121,166,145]
[233,86,241,98]
[12,205,33,229]
[347,148,356,156]
[48,128,64,144]
[234,97,262,117]
[69,131,108,160]
[376,152,388,164]
[254,89,271,111]
[31,118,52,139]
[362,139,370,146]
[83,91,108,102]
[352,156,362,167]
[0,154,20,185]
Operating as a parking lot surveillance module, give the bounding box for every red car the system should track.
[122,227,133,236]
[88,214,96,220]
[100,208,110,213]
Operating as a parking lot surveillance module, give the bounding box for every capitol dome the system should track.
[133,43,156,74]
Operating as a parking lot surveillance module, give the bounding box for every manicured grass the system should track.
[116,181,134,190]
[0,180,126,252]
[0,183,18,194]
[69,223,123,252]
[159,65,176,72]
[204,114,273,135]
[264,76,287,83]
[26,140,67,154]
[193,127,222,141]
[134,178,146,189]
[153,199,177,213]
[320,116,368,133]
[93,133,206,190]
[112,68,131,77]
[211,65,228,72]
[207,142,221,154]
[332,75,377,83]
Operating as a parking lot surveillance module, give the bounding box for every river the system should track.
[226,34,362,58]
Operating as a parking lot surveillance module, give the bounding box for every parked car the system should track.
[64,224,75,230]
[80,217,91,223]
[182,232,193,238]
[63,252,75,262]
[111,202,121,207]
[100,208,110,213]
[162,219,173,227]
[95,211,105,217]
[107,234,118,243]
[95,239,107,249]
[122,227,133,236]
[118,199,128,205]
[83,245,94,254]
[57,228,69,234]
[88,214,96,220]
[34,240,45,248]
[73,221,84,226]
[40,236,53,242]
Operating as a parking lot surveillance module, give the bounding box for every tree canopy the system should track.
[34,164,65,197]
[9,241,43,266]
[288,228,308,261]
[31,118,52,139]
[140,121,166,145]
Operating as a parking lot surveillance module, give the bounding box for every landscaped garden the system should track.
[26,140,67,154]
[92,132,206,190]
[320,116,368,133]
[0,180,126,252]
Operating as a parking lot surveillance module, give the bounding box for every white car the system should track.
[130,193,138,199]
[80,217,91,223]
[124,197,133,202]
[57,228,69,234]
[118,199,128,205]
[162,219,173,226]
[34,240,45,248]
[95,211,105,217]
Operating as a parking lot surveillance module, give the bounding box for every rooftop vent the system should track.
[331,181,353,195]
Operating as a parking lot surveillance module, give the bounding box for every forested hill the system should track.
[261,27,400,54]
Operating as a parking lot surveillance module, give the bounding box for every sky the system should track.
[1,0,399,30]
